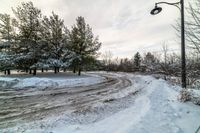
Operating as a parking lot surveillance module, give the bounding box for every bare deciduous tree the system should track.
[174,0,200,53]
[101,51,113,66]
[162,42,169,66]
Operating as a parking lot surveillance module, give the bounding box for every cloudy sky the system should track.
[0,0,181,58]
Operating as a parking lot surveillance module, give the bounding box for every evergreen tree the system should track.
[12,1,42,75]
[68,16,101,75]
[62,27,77,70]
[134,52,141,71]
[0,13,16,74]
[0,3,102,75]
[41,12,71,73]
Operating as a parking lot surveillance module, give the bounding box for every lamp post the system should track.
[150,0,186,88]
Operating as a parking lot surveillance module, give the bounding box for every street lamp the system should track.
[150,0,186,88]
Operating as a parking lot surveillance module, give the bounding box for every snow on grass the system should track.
[0,72,105,90]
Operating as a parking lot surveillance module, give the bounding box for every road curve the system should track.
[0,72,132,129]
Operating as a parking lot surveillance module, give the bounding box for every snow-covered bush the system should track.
[179,89,191,102]
[179,89,200,105]
[189,89,200,105]
[191,80,200,90]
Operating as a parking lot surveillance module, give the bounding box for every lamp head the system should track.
[150,5,162,15]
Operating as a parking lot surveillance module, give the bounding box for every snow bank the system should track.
[0,73,105,90]
[0,78,20,88]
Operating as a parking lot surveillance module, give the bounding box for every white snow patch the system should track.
[0,73,105,90]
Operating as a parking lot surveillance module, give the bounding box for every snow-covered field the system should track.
[0,72,200,133]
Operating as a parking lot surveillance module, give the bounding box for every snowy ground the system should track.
[0,72,200,133]
[0,72,105,90]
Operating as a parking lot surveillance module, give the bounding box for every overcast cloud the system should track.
[0,0,181,58]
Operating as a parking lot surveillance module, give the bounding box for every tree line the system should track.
[101,48,200,87]
[0,1,101,75]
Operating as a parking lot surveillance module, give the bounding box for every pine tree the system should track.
[12,1,42,75]
[0,13,16,74]
[62,27,77,70]
[41,12,69,73]
[68,16,101,75]
[134,52,141,71]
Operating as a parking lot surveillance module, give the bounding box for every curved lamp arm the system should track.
[151,1,181,15]
[155,1,181,10]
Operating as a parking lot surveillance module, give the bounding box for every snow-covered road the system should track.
[50,75,200,133]
[1,72,200,133]
[0,72,134,130]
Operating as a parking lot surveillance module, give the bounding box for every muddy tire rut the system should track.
[0,73,132,129]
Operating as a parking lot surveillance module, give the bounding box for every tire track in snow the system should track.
[0,73,133,129]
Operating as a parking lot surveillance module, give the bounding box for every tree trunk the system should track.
[64,68,66,72]
[78,68,81,76]
[4,70,7,75]
[73,67,76,73]
[57,67,60,73]
[25,68,28,73]
[41,68,44,73]
[54,67,57,74]
[29,69,32,74]
[7,69,10,75]
[33,68,37,75]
